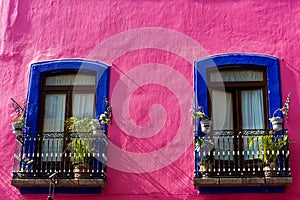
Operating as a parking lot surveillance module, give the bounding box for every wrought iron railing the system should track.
[194,129,291,178]
[12,131,107,180]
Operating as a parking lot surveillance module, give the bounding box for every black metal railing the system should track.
[13,131,107,180]
[194,129,291,178]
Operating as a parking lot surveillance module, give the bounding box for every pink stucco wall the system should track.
[1,0,300,199]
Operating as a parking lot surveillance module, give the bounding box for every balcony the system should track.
[194,129,292,188]
[11,132,107,189]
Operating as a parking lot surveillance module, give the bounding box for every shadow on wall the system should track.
[1,0,32,68]
[1,0,31,57]
[0,168,21,199]
[104,66,195,197]
[280,60,300,194]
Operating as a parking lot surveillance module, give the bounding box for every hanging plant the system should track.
[192,105,212,134]
[10,98,26,136]
[269,93,290,131]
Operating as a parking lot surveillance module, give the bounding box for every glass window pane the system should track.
[210,70,263,82]
[241,89,264,129]
[212,90,234,161]
[212,90,233,130]
[42,94,66,162]
[72,93,95,119]
[241,89,265,160]
[43,94,66,132]
[46,74,96,86]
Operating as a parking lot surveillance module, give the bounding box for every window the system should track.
[194,54,291,193]
[12,59,110,194]
[208,66,268,131]
[38,72,96,169]
[207,67,268,175]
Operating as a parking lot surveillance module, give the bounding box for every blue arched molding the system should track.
[194,53,282,130]
[21,59,109,194]
[25,59,110,132]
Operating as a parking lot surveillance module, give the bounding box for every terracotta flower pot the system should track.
[264,162,279,177]
[198,161,210,177]
[73,164,89,179]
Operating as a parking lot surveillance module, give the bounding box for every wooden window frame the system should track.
[207,65,269,130]
[206,66,269,173]
[36,71,97,172]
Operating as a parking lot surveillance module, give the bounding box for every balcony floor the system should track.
[194,177,292,188]
[11,178,106,188]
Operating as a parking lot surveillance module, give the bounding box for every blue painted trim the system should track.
[194,53,282,130]
[199,186,285,194]
[20,187,101,194]
[23,59,110,194]
[26,59,110,131]
[194,53,283,185]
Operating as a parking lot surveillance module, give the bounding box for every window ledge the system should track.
[11,178,106,188]
[194,177,292,188]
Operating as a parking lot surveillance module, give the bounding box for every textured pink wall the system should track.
[1,0,300,199]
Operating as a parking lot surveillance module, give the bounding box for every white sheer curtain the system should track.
[241,89,264,129]
[46,74,95,86]
[42,94,66,161]
[212,90,233,130]
[210,70,263,82]
[72,93,94,118]
[242,89,264,160]
[212,90,234,160]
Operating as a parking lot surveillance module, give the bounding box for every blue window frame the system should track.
[25,59,110,131]
[194,53,282,128]
[19,59,110,194]
[194,53,287,194]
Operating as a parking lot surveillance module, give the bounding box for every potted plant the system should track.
[249,130,291,176]
[10,98,26,136]
[65,112,111,179]
[261,131,291,176]
[198,157,210,177]
[65,99,111,179]
[193,106,212,134]
[12,116,24,136]
[67,133,93,179]
[261,131,279,176]
[65,117,96,179]
[269,93,290,131]
[195,136,214,177]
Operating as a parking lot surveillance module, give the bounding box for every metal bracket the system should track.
[49,172,58,185]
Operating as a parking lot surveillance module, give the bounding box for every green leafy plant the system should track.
[65,98,111,166]
[195,136,205,152]
[192,104,212,133]
[65,117,99,133]
[65,117,97,165]
[249,131,292,164]
[10,98,26,128]
[192,106,209,120]
[12,115,25,127]
[99,98,112,125]
[199,156,209,163]
[264,132,291,164]
[195,136,214,152]
[67,135,93,165]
